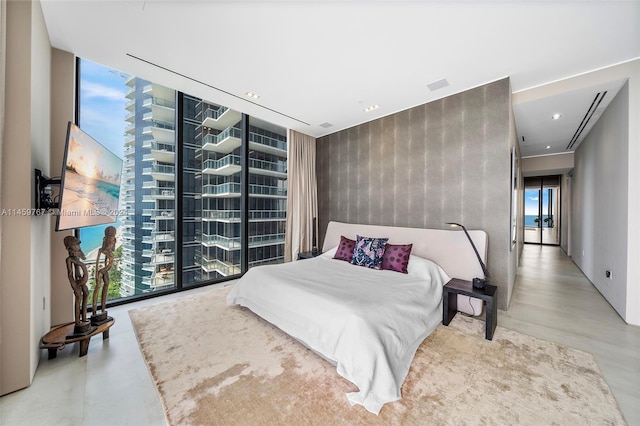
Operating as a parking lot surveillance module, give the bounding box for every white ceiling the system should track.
[40,0,639,158]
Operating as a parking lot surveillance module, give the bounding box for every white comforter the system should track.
[226,249,450,414]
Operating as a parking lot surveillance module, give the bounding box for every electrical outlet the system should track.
[605,270,612,279]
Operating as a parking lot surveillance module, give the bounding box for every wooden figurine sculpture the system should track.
[91,226,116,325]
[64,235,91,335]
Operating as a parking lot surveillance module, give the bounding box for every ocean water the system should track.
[525,215,554,227]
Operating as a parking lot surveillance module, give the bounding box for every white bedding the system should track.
[226,248,450,414]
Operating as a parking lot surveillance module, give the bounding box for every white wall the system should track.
[521,152,573,177]
[0,0,52,395]
[626,62,640,326]
[560,173,571,255]
[572,82,629,321]
[30,0,52,380]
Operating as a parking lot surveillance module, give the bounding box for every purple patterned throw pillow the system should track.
[333,235,356,262]
[381,243,413,274]
[351,235,388,269]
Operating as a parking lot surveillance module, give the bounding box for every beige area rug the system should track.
[129,286,625,426]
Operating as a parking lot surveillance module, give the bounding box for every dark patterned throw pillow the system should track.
[351,235,388,269]
[333,235,356,262]
[381,243,413,273]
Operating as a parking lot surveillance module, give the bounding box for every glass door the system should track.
[524,176,560,245]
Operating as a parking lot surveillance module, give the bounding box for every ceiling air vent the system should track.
[427,79,449,92]
[319,122,333,129]
[566,91,607,150]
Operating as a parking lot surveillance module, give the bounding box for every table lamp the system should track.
[446,222,490,289]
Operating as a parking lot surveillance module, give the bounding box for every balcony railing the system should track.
[149,188,175,197]
[201,155,286,175]
[143,96,176,109]
[201,127,242,147]
[249,132,287,152]
[201,257,241,276]
[151,271,174,287]
[200,128,286,153]
[203,154,240,171]
[201,232,285,249]
[202,106,229,121]
[142,164,175,175]
[202,182,240,196]
[151,141,175,152]
[250,157,286,173]
[142,120,175,133]
[201,183,286,197]
[202,234,241,249]
[142,209,175,219]
[201,210,286,221]
[249,184,287,197]
[152,253,175,264]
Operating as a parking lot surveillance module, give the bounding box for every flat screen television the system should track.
[56,122,123,231]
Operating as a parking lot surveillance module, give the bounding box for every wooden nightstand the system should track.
[297,250,320,260]
[443,278,498,340]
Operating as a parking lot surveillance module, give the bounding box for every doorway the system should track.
[524,176,560,245]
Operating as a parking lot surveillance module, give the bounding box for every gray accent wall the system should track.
[317,78,516,310]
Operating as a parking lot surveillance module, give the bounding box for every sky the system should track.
[76,59,129,251]
[78,58,129,158]
[525,188,550,216]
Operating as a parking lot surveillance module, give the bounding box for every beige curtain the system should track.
[284,130,318,262]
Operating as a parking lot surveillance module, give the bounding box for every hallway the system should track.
[500,244,640,425]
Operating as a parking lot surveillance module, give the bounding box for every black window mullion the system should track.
[240,114,250,272]
[175,92,184,289]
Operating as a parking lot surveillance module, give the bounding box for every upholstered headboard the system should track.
[322,221,488,315]
[322,221,488,281]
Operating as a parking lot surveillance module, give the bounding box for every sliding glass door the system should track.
[524,176,560,245]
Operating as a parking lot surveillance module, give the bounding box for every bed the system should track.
[226,221,488,414]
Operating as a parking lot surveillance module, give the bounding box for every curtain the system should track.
[0,0,6,266]
[284,130,317,262]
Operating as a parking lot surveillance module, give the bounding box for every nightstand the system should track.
[297,250,320,260]
[443,278,498,340]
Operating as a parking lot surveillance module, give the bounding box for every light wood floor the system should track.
[500,244,640,425]
[1,245,638,425]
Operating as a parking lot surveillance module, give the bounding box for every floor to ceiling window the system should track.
[524,176,560,245]
[76,58,287,304]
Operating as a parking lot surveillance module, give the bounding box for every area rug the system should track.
[129,286,626,426]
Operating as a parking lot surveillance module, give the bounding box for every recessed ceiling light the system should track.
[363,104,379,112]
[246,92,260,99]
[552,113,562,120]
[545,145,551,149]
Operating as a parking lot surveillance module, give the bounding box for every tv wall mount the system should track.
[34,169,60,213]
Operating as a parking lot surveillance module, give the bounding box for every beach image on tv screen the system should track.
[57,123,122,231]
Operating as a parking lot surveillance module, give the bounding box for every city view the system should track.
[78,59,287,302]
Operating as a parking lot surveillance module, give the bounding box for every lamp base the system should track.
[472,277,486,289]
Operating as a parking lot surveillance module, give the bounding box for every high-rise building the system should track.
[120,78,286,297]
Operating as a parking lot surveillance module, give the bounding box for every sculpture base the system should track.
[68,321,94,338]
[91,312,110,325]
